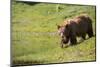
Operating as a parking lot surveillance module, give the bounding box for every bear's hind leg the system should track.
[87,28,94,38]
[87,22,94,38]
[78,34,86,44]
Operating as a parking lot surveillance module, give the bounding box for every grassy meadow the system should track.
[12,1,96,66]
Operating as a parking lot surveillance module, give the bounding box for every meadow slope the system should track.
[12,1,96,65]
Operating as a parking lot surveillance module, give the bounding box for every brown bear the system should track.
[57,15,94,48]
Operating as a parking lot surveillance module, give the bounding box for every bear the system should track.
[57,15,94,48]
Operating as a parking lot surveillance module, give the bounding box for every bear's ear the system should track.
[65,24,71,32]
[57,25,61,29]
[65,24,69,28]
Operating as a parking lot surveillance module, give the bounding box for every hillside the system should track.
[12,1,96,66]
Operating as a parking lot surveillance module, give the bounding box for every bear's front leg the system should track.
[60,40,64,48]
[70,35,77,45]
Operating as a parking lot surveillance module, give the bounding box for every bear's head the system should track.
[57,21,71,44]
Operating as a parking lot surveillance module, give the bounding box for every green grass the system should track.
[12,1,96,65]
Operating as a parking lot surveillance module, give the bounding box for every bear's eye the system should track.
[66,36,69,38]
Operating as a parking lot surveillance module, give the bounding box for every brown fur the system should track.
[57,15,93,48]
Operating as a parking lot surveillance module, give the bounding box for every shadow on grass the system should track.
[16,1,40,6]
[13,59,48,66]
[63,36,95,48]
